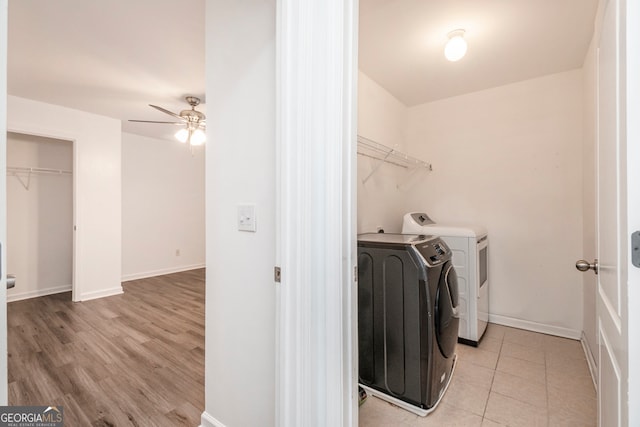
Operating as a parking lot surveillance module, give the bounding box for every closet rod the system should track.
[7,166,72,190]
[357,151,410,169]
[7,166,72,175]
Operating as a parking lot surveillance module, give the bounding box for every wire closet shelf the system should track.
[7,166,73,190]
[357,135,432,184]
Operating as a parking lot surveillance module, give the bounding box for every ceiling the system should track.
[7,1,598,142]
[359,0,599,106]
[8,0,205,142]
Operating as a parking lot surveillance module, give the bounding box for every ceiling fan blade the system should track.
[128,120,185,125]
[149,104,186,121]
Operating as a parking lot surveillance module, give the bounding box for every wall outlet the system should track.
[175,249,181,256]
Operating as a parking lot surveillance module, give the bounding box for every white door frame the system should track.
[275,0,358,425]
[5,128,78,302]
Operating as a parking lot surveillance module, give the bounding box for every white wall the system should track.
[581,35,598,364]
[8,95,122,301]
[357,71,409,233]
[7,133,73,301]
[121,132,204,281]
[405,70,585,336]
[202,1,276,427]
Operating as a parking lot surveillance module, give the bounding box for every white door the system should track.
[591,0,639,425]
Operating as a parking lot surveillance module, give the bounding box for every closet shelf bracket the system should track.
[14,170,32,190]
[362,148,394,184]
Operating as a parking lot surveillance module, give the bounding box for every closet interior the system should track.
[6,132,74,302]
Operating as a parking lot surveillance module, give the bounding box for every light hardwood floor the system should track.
[8,269,205,427]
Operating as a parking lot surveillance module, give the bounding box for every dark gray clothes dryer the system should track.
[357,233,459,416]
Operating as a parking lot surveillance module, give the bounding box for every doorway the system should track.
[6,132,75,302]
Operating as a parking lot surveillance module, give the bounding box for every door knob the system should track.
[576,259,598,274]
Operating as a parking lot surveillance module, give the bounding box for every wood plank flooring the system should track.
[8,269,205,427]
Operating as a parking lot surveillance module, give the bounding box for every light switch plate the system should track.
[238,204,257,232]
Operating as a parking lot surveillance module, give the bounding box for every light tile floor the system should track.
[359,323,596,427]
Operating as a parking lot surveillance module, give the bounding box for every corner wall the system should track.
[406,70,585,336]
[121,132,205,281]
[8,95,122,301]
[202,1,276,426]
[357,71,409,233]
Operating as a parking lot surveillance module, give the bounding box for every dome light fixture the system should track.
[444,29,467,62]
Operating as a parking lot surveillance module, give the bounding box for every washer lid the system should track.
[403,212,488,237]
[415,224,487,238]
[357,233,435,245]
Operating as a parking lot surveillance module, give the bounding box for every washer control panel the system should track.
[414,238,451,267]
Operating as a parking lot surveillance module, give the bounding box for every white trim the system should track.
[581,331,598,389]
[76,286,123,302]
[344,2,359,426]
[7,125,79,144]
[200,411,226,427]
[121,264,205,282]
[7,284,72,302]
[488,314,582,339]
[275,0,358,425]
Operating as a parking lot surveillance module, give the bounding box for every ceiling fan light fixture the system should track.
[175,128,189,143]
[130,96,206,147]
[191,129,206,146]
[444,29,467,62]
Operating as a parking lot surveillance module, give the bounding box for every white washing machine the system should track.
[402,212,489,345]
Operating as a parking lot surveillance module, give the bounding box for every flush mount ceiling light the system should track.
[444,29,467,62]
[129,96,206,147]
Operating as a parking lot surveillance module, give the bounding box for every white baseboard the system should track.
[488,313,582,340]
[581,331,598,389]
[121,263,205,282]
[77,286,123,302]
[200,411,227,427]
[7,284,72,303]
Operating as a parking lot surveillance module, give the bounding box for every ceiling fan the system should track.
[129,96,206,146]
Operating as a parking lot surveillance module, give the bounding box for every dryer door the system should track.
[435,261,460,358]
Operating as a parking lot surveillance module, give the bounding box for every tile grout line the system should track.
[481,332,503,424]
[544,340,550,426]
